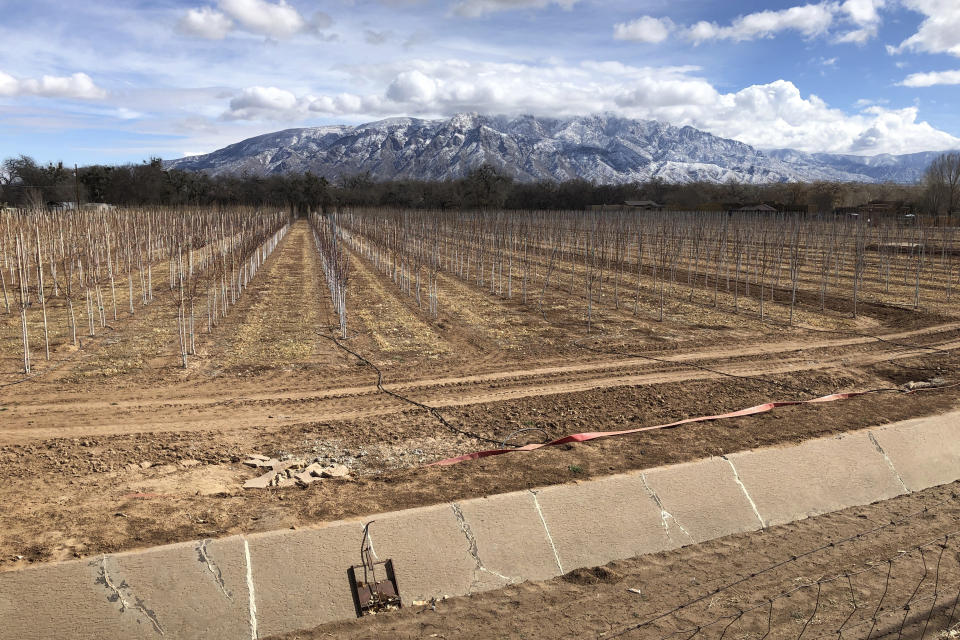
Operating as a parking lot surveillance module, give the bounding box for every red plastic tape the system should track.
[429,390,879,467]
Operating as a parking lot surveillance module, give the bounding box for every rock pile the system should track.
[242,454,350,489]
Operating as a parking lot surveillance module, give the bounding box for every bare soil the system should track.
[0,220,958,571]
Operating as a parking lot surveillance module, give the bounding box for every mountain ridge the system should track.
[165,113,947,185]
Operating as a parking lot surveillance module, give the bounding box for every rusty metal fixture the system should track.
[348,521,402,617]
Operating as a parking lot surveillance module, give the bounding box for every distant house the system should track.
[82,203,116,212]
[857,200,914,217]
[835,200,914,222]
[47,201,77,211]
[624,200,665,211]
[736,203,779,214]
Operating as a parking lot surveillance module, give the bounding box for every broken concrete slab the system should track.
[320,464,349,479]
[0,537,251,640]
[870,411,960,492]
[726,431,906,528]
[243,458,275,469]
[642,457,763,544]
[294,471,318,486]
[304,462,326,476]
[246,520,362,638]
[456,490,563,582]
[243,470,278,490]
[270,459,302,473]
[532,474,673,573]
[371,503,482,600]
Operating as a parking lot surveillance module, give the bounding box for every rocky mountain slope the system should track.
[165,113,945,184]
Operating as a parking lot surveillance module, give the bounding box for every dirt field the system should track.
[0,219,958,571]
[271,481,960,640]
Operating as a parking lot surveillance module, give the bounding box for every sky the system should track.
[1,0,959,165]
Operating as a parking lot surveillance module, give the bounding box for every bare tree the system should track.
[924,152,960,222]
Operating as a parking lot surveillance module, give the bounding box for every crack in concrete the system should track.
[529,490,564,575]
[243,539,258,640]
[723,456,765,529]
[868,432,909,493]
[450,503,513,591]
[197,539,232,600]
[94,556,165,635]
[640,474,690,540]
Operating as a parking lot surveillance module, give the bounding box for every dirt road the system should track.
[1,320,957,443]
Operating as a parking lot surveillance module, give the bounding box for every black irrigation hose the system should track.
[317,331,503,447]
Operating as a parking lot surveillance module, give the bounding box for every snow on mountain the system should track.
[165,114,944,185]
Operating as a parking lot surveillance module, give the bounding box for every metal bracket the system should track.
[348,521,402,617]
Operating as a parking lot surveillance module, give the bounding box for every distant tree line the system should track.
[2,152,958,219]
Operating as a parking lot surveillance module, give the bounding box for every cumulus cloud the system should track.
[621,2,890,46]
[386,70,438,104]
[841,0,884,25]
[451,0,579,18]
[218,59,959,154]
[222,85,300,119]
[178,7,234,39]
[613,16,674,44]
[219,0,305,37]
[687,3,837,43]
[890,0,960,57]
[179,0,325,39]
[900,69,960,87]
[0,70,107,99]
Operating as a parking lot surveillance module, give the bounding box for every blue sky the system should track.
[1,0,959,165]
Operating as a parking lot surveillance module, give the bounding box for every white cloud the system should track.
[835,27,873,43]
[219,0,305,38]
[687,3,837,43]
[900,69,960,87]
[0,71,17,96]
[0,70,107,99]
[178,7,234,39]
[613,16,674,44]
[386,70,438,104]
[218,59,960,155]
[626,1,886,46]
[891,0,960,57]
[179,0,312,39]
[451,0,579,18]
[841,0,884,25]
[223,85,300,119]
[836,0,886,44]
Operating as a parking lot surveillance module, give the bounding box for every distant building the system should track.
[835,200,915,223]
[82,203,116,212]
[48,201,77,211]
[857,200,915,216]
[624,200,665,211]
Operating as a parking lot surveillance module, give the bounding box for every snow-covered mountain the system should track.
[165,114,945,184]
